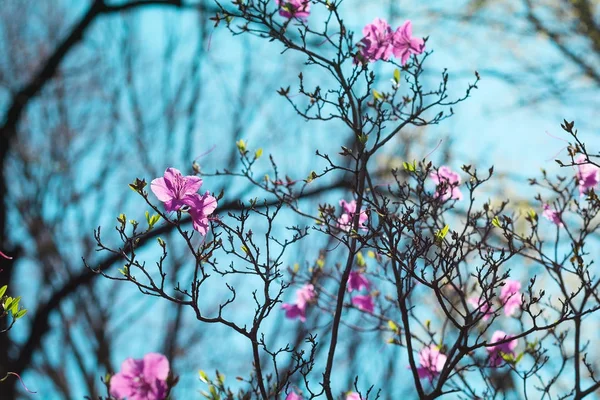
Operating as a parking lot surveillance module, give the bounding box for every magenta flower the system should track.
[576,155,600,195]
[499,280,522,317]
[351,294,374,313]
[430,166,463,201]
[542,204,563,226]
[282,284,316,322]
[110,353,170,400]
[357,18,395,62]
[337,200,368,232]
[346,392,362,400]
[468,296,493,321]
[151,168,203,212]
[416,345,447,381]
[487,330,517,367]
[286,392,303,400]
[276,0,310,19]
[391,20,425,65]
[347,271,370,293]
[182,192,218,235]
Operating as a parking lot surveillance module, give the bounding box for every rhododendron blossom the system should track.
[346,392,361,400]
[110,353,170,400]
[275,0,310,19]
[468,296,493,321]
[575,155,600,195]
[182,192,218,235]
[286,392,303,400]
[487,331,517,367]
[347,271,370,292]
[337,200,368,232]
[357,18,424,64]
[430,166,463,201]
[416,345,447,381]
[391,21,425,65]
[282,284,316,322]
[151,167,203,212]
[542,203,563,226]
[500,280,522,317]
[351,294,374,313]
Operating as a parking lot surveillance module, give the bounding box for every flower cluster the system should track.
[416,345,447,382]
[468,279,522,321]
[281,284,316,322]
[430,166,463,201]
[110,353,170,400]
[276,0,310,19]
[348,271,374,313]
[486,331,518,367]
[576,155,600,195]
[357,19,424,64]
[337,199,368,232]
[151,168,217,235]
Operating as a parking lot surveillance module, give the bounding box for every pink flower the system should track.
[416,345,447,381]
[110,353,170,400]
[347,271,370,292]
[487,331,517,367]
[282,284,316,322]
[337,200,368,232]
[468,296,493,321]
[276,0,310,19]
[182,192,218,235]
[542,204,563,226]
[346,392,362,400]
[430,166,462,201]
[499,280,522,317]
[286,392,303,400]
[151,168,203,212]
[391,20,425,65]
[576,155,600,195]
[357,18,395,62]
[351,294,374,313]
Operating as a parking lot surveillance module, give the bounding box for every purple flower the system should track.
[468,296,493,321]
[346,393,362,400]
[499,280,522,317]
[542,204,563,226]
[282,284,316,322]
[347,271,370,293]
[337,200,368,232]
[576,155,600,195]
[110,353,170,400]
[182,192,218,235]
[286,392,303,400]
[151,168,203,212]
[357,18,395,62]
[430,166,462,201]
[276,0,310,19]
[487,330,517,367]
[351,294,374,313]
[391,20,425,65]
[416,345,447,381]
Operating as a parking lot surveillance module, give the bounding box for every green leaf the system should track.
[0,285,7,298]
[435,225,450,243]
[492,216,501,228]
[356,252,366,267]
[199,370,209,383]
[236,139,246,153]
[254,148,263,159]
[393,69,401,84]
[14,309,27,319]
[372,90,383,101]
[387,320,399,333]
